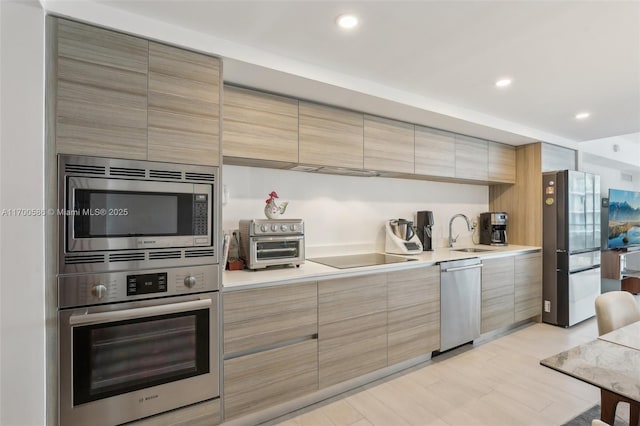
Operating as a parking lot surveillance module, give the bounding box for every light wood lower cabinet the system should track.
[481,257,515,333]
[387,266,440,364]
[223,282,317,355]
[222,282,318,419]
[224,340,318,419]
[515,252,543,321]
[318,274,387,388]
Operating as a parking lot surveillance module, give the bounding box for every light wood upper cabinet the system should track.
[223,282,317,355]
[455,135,489,181]
[318,274,387,388]
[488,142,516,183]
[299,102,364,169]
[515,252,543,321]
[387,266,440,364]
[223,85,299,164]
[414,126,456,178]
[363,115,414,173]
[481,257,515,333]
[55,19,148,159]
[147,42,220,166]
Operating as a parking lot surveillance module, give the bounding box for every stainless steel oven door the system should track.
[249,235,305,269]
[59,293,219,426]
[66,176,212,252]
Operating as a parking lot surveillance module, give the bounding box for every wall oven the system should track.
[58,265,219,426]
[58,155,218,274]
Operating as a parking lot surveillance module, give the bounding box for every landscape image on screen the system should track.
[608,189,640,248]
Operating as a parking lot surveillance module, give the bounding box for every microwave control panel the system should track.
[193,194,208,236]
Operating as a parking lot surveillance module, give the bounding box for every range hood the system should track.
[289,165,380,177]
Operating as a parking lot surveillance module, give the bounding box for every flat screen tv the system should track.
[608,188,640,249]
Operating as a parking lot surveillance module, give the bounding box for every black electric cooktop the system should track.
[309,253,417,269]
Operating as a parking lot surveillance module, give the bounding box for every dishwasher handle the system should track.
[442,264,483,273]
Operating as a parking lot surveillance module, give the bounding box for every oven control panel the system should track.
[126,272,168,296]
[58,264,219,309]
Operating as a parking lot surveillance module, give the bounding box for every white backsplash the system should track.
[222,165,489,256]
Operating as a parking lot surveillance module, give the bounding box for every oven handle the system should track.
[68,298,212,326]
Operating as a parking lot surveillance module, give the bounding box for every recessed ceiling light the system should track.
[575,112,591,120]
[495,78,512,88]
[336,14,359,30]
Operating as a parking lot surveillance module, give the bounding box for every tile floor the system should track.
[266,318,631,426]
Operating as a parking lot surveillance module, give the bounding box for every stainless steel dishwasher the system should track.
[440,257,482,352]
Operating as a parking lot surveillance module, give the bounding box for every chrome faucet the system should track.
[448,214,473,248]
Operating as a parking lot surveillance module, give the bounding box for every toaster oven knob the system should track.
[91,284,107,299]
[271,224,278,232]
[290,224,298,232]
[280,224,288,232]
[260,224,268,232]
[184,275,197,288]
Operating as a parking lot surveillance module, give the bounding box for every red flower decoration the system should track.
[269,191,279,198]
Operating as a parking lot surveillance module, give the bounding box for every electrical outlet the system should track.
[472,219,478,230]
[544,300,551,313]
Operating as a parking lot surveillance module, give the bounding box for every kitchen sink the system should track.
[451,247,492,253]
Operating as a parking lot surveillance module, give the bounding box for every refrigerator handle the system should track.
[568,265,601,274]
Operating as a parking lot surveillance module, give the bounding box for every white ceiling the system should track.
[51,0,640,147]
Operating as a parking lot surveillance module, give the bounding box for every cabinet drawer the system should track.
[319,312,387,388]
[223,282,317,355]
[224,339,318,419]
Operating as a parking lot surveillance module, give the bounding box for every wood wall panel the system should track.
[489,143,542,246]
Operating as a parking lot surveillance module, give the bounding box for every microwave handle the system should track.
[69,298,212,326]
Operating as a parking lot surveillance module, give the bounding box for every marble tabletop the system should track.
[599,321,640,351]
[540,338,640,403]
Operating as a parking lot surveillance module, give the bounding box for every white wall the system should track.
[581,153,640,193]
[579,132,640,168]
[223,166,489,255]
[0,1,46,425]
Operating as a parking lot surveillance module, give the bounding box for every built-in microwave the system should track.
[58,155,218,273]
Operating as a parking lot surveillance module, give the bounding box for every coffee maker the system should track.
[416,211,434,251]
[479,212,508,246]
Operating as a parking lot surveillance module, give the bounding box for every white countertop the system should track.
[223,244,540,291]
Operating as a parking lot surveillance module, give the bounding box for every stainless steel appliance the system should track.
[58,264,219,426]
[309,253,417,269]
[417,211,434,251]
[479,212,508,246]
[238,219,305,269]
[385,219,423,254]
[58,155,218,274]
[439,258,482,352]
[543,170,601,327]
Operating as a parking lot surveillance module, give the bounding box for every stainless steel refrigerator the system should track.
[542,170,601,327]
